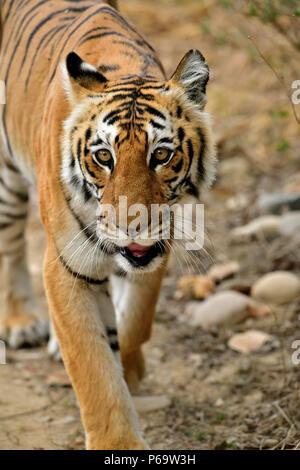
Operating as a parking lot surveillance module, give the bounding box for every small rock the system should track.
[74,437,85,447]
[133,396,171,413]
[248,302,272,318]
[215,398,224,407]
[208,261,240,282]
[220,279,252,295]
[257,192,300,215]
[231,216,280,242]
[278,211,300,241]
[58,416,77,425]
[251,271,300,305]
[177,275,215,300]
[228,330,271,354]
[263,438,279,448]
[244,390,264,405]
[185,291,251,329]
[47,369,72,387]
[40,416,52,423]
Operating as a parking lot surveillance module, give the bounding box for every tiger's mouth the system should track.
[119,241,165,267]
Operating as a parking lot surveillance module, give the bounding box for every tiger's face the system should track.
[62,51,216,273]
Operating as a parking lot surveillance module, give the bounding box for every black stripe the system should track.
[41,23,67,52]
[106,328,117,336]
[47,5,108,87]
[5,0,49,53]
[2,0,52,155]
[3,158,19,173]
[0,177,28,202]
[159,137,173,145]
[187,138,194,162]
[77,30,129,47]
[100,64,120,72]
[110,341,119,351]
[196,128,206,181]
[185,178,199,198]
[3,0,15,23]
[0,222,14,230]
[176,106,182,119]
[103,109,121,123]
[177,127,185,145]
[0,211,27,220]
[10,231,25,242]
[99,6,157,55]
[0,197,19,207]
[113,268,127,278]
[172,158,183,173]
[164,176,178,184]
[59,253,109,285]
[19,7,89,75]
[60,185,115,255]
[73,25,110,46]
[150,119,164,130]
[25,24,67,90]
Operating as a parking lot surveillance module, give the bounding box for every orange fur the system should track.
[0,0,216,449]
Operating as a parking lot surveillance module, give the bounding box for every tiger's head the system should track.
[62,50,216,273]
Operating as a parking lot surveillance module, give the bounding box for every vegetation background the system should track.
[0,0,299,450]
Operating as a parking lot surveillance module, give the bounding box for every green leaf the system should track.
[248,3,258,16]
[276,139,290,152]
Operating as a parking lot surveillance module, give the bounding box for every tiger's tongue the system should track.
[127,243,150,258]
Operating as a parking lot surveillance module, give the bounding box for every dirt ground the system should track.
[0,0,300,450]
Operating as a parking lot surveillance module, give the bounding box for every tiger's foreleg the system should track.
[44,239,148,450]
[0,161,48,347]
[112,266,166,394]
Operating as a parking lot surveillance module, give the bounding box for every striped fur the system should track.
[0,0,216,449]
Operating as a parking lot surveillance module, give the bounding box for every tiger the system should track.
[0,0,216,450]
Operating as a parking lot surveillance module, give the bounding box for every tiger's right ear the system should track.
[64,52,107,103]
[168,49,209,110]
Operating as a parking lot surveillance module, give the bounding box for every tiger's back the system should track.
[0,0,164,173]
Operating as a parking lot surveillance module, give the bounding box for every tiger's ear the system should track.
[64,52,107,103]
[169,49,209,109]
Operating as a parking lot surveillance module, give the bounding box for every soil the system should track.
[0,0,299,450]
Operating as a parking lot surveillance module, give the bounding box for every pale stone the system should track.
[251,271,300,305]
[278,211,300,240]
[185,290,251,329]
[208,261,240,282]
[133,396,171,413]
[228,330,271,354]
[231,216,280,242]
[258,192,300,214]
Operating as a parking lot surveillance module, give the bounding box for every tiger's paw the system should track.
[87,434,150,450]
[0,313,49,348]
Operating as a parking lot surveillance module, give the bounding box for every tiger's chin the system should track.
[115,241,167,274]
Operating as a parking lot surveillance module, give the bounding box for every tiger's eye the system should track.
[95,149,112,163]
[154,148,171,161]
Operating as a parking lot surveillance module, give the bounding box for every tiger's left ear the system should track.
[64,52,107,103]
[169,49,209,109]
